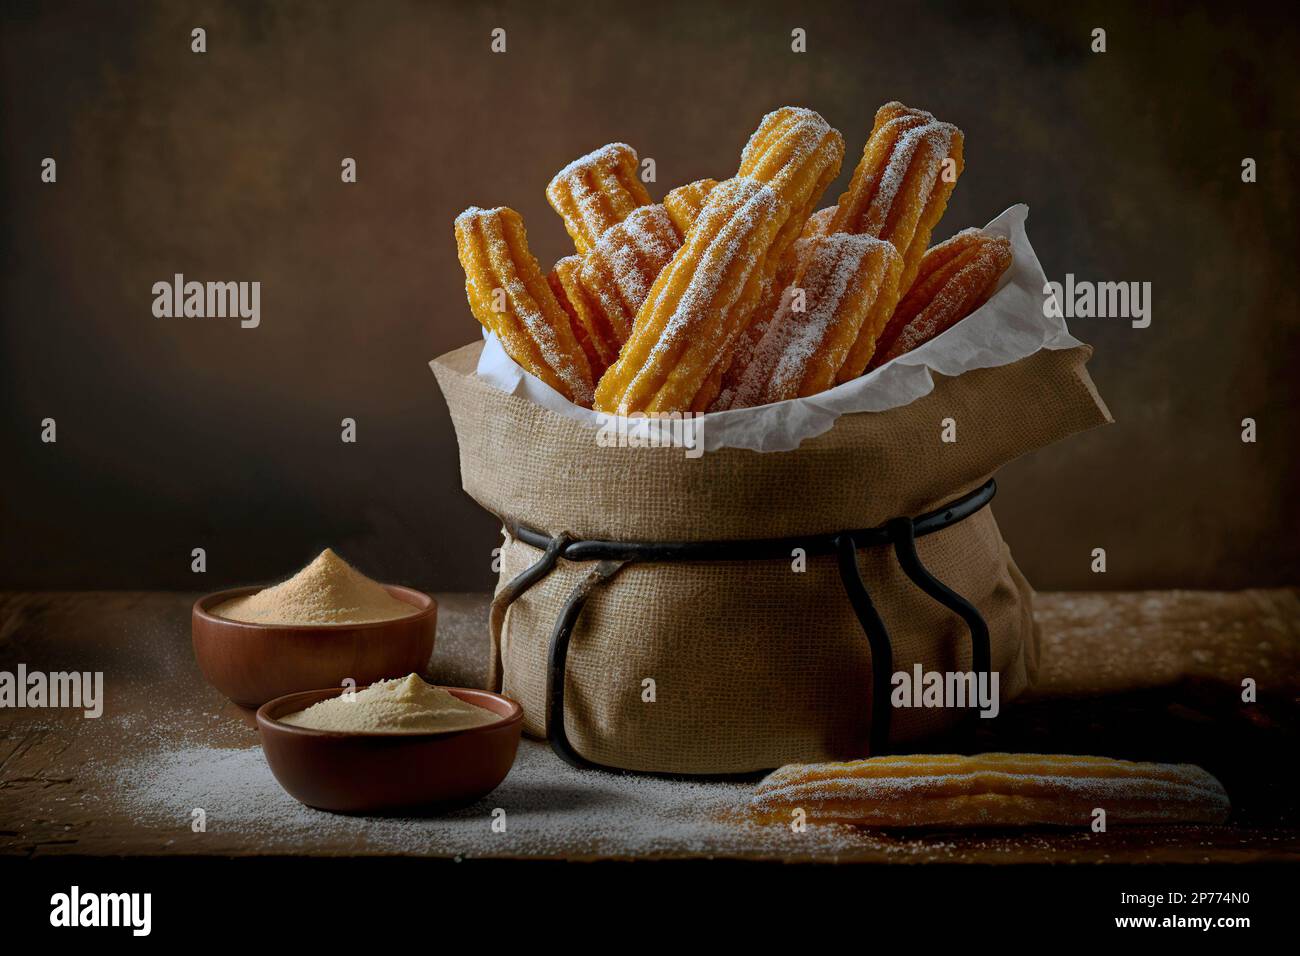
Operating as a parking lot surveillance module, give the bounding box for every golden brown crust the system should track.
[737,107,845,278]
[728,234,902,407]
[455,206,594,405]
[750,752,1232,828]
[545,143,652,255]
[456,102,990,410]
[663,178,719,237]
[829,102,964,294]
[692,109,846,410]
[548,255,619,379]
[593,177,786,414]
[579,204,683,347]
[868,229,1012,369]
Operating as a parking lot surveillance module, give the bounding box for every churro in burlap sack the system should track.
[433,324,1109,773]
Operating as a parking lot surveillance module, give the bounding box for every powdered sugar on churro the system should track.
[752,754,1232,827]
[548,142,638,186]
[740,107,833,177]
[546,143,647,251]
[650,181,776,352]
[604,177,780,410]
[731,235,894,408]
[456,206,594,404]
[878,232,1012,364]
[581,204,680,327]
[738,108,843,244]
[773,238,874,392]
[862,120,955,237]
[592,108,847,413]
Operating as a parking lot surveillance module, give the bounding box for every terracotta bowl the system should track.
[192,585,437,708]
[256,685,523,813]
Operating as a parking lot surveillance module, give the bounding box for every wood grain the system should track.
[0,590,1296,861]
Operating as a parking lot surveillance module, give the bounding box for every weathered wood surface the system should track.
[1,589,1296,862]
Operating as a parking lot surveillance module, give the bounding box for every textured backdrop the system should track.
[2,0,1297,591]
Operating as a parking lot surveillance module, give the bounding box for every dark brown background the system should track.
[2,0,1297,592]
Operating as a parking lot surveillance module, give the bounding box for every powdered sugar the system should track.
[648,182,776,357]
[580,204,680,331]
[738,108,842,230]
[604,177,781,410]
[739,107,832,177]
[731,235,893,407]
[861,119,955,238]
[96,738,868,859]
[545,143,647,251]
[456,206,594,404]
[752,753,1231,826]
[547,142,638,187]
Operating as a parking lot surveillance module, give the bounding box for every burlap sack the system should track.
[433,340,1111,774]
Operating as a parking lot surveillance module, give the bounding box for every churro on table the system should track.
[749,753,1232,828]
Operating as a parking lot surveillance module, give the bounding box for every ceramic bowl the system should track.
[256,685,523,813]
[192,585,437,708]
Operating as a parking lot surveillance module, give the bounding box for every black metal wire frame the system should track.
[495,479,997,772]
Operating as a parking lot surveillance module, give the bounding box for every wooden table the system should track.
[1,590,1297,863]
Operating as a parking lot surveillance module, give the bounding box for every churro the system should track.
[548,255,620,379]
[710,250,803,410]
[728,234,903,408]
[455,206,594,405]
[663,178,719,237]
[750,753,1232,828]
[714,199,891,408]
[593,177,784,414]
[737,107,845,275]
[546,143,652,255]
[455,101,998,409]
[829,102,964,294]
[800,206,837,241]
[690,108,845,411]
[869,229,1012,369]
[580,204,683,349]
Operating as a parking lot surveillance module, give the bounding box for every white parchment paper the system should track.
[474,204,1080,452]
